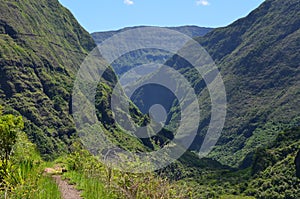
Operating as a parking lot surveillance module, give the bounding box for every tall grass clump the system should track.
[58,142,193,199]
[0,108,61,198]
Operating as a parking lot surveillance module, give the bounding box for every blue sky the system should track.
[58,0,265,33]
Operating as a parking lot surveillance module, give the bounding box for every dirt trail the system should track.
[52,175,82,199]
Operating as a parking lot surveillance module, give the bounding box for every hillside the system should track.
[0,0,95,159]
[182,127,300,198]
[0,0,224,174]
[0,0,152,160]
[196,0,300,166]
[245,127,300,198]
[129,0,300,167]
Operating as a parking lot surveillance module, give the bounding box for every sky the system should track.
[58,0,265,33]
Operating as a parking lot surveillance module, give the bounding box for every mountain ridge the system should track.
[196,0,300,166]
[91,25,213,46]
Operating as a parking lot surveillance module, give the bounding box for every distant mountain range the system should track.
[91,26,213,79]
[91,25,213,46]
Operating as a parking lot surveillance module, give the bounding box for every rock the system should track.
[44,165,67,175]
[44,168,58,175]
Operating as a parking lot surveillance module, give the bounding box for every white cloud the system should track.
[124,0,134,5]
[196,0,210,6]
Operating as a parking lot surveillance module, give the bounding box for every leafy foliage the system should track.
[0,109,61,198]
[243,127,300,198]
[0,106,24,169]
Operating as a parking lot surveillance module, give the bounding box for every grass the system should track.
[31,175,61,199]
[63,171,117,199]
[0,129,62,199]
[220,195,255,199]
[1,161,61,199]
[57,145,196,199]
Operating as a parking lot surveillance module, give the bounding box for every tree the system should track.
[0,106,24,170]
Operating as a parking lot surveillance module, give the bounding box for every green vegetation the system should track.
[0,105,23,171]
[0,0,299,198]
[0,0,95,159]
[245,127,300,198]
[127,0,300,168]
[56,143,213,199]
[2,123,298,199]
[0,107,61,198]
[194,0,300,166]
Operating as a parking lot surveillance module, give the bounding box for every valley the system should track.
[0,0,299,198]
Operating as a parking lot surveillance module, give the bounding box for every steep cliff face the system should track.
[0,0,142,160]
[0,0,97,158]
[0,0,168,160]
[196,0,300,166]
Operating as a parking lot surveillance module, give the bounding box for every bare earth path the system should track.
[52,175,82,199]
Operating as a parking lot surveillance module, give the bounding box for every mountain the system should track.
[0,0,151,160]
[91,26,213,78]
[0,0,94,159]
[91,25,213,47]
[0,0,221,173]
[128,0,300,167]
[1,0,299,197]
[196,0,300,167]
